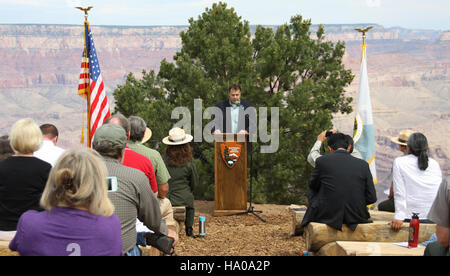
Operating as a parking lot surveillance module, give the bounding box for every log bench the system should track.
[139,245,161,256]
[289,205,396,236]
[1,240,162,256]
[317,241,426,256]
[0,240,19,256]
[0,240,10,249]
[304,221,436,252]
[173,206,186,223]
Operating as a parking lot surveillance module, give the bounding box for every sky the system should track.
[0,0,449,30]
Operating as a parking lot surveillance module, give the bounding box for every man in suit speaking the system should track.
[212,84,256,153]
[301,133,377,231]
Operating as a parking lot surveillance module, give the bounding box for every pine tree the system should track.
[113,2,354,204]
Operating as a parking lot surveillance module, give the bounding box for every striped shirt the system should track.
[104,157,166,254]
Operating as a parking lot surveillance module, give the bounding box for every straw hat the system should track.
[162,127,193,145]
[391,130,414,146]
[141,127,152,144]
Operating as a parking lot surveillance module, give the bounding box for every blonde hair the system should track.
[40,149,115,217]
[9,118,42,154]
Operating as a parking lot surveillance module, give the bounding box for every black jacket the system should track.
[301,150,377,231]
[211,99,256,153]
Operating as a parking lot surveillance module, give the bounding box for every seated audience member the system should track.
[0,118,52,240]
[92,123,167,256]
[301,133,377,231]
[106,113,179,247]
[307,130,362,168]
[163,127,199,237]
[390,132,442,231]
[9,149,122,256]
[127,116,179,237]
[33,123,65,167]
[127,116,171,198]
[425,175,450,256]
[105,114,157,193]
[378,130,414,212]
[0,135,14,160]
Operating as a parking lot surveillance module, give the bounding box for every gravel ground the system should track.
[174,201,306,256]
[0,200,306,256]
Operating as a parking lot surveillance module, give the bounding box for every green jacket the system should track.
[127,141,171,185]
[166,160,198,208]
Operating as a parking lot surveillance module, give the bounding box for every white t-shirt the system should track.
[393,154,442,220]
[34,140,65,167]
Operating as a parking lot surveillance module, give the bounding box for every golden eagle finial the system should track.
[355,26,373,44]
[75,6,93,20]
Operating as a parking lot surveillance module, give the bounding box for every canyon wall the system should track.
[0,24,448,202]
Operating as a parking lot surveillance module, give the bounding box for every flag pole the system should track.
[77,6,93,147]
[355,26,373,62]
[354,26,378,196]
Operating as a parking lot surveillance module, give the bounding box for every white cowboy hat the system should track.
[141,127,152,144]
[390,129,414,146]
[162,127,193,145]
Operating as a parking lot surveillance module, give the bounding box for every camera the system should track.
[107,176,118,192]
[325,130,333,138]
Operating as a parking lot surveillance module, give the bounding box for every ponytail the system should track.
[417,150,429,171]
[407,133,429,171]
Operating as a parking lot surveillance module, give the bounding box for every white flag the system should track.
[353,44,377,184]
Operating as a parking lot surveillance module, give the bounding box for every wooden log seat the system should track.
[317,241,426,256]
[304,221,436,252]
[289,204,397,236]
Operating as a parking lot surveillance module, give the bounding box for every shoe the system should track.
[186,227,193,237]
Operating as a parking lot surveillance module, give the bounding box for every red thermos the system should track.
[408,213,420,248]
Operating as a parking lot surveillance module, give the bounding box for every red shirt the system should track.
[122,146,158,193]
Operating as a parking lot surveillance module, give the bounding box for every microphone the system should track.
[235,100,240,106]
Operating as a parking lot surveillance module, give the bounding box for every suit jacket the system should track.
[301,150,377,231]
[211,99,256,153]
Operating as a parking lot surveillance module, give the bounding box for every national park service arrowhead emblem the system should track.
[221,142,241,169]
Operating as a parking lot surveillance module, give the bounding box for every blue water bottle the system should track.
[199,216,206,237]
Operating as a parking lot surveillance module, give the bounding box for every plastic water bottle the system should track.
[199,216,206,237]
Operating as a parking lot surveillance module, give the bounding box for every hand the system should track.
[158,183,169,199]
[213,130,222,135]
[167,228,179,247]
[389,219,404,232]
[238,130,248,135]
[317,131,327,142]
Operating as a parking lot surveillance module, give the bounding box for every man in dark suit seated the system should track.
[301,133,377,231]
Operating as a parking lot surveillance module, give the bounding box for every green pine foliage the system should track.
[113,2,354,205]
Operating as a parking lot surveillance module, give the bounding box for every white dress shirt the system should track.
[393,154,442,221]
[307,140,363,168]
[230,101,240,133]
[34,140,65,167]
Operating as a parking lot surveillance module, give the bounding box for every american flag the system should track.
[79,22,111,146]
[77,52,89,99]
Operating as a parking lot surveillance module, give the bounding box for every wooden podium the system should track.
[213,133,247,216]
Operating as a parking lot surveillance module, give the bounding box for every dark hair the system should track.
[92,140,123,159]
[105,113,131,134]
[0,135,14,160]
[327,133,349,151]
[229,84,241,93]
[165,143,193,167]
[407,132,429,171]
[40,124,59,138]
[344,135,355,153]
